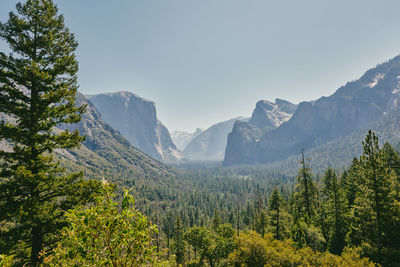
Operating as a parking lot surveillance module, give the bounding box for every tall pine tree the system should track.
[321,167,347,254]
[0,0,99,264]
[292,149,318,223]
[349,131,400,264]
[173,216,186,265]
[268,187,289,240]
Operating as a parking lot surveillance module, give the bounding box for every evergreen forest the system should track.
[1,1,400,266]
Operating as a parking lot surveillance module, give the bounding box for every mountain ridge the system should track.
[224,54,400,165]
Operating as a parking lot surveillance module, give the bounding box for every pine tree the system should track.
[342,158,361,209]
[254,210,267,237]
[173,216,185,265]
[292,149,318,223]
[349,131,400,264]
[321,167,346,254]
[0,0,99,264]
[268,187,289,240]
[212,210,222,231]
[382,142,400,180]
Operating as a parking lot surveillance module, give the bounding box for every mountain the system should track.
[224,55,400,166]
[183,117,247,161]
[57,93,175,183]
[86,91,181,162]
[224,99,297,165]
[0,92,174,185]
[171,128,203,151]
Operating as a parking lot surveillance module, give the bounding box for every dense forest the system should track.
[1,0,400,266]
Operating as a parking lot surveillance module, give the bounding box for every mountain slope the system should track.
[224,55,400,165]
[224,99,297,165]
[56,93,175,184]
[183,117,247,161]
[87,91,181,162]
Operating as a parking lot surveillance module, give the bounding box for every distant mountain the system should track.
[171,128,203,151]
[224,55,400,166]
[87,91,181,162]
[183,117,247,161]
[224,99,297,165]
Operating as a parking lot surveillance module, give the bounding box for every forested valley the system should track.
[1,0,400,266]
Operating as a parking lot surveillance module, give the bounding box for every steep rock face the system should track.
[183,117,247,161]
[249,99,296,128]
[87,91,181,162]
[224,55,400,165]
[60,93,174,178]
[171,128,203,151]
[224,99,296,165]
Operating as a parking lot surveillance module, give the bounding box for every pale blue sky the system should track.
[1,0,400,132]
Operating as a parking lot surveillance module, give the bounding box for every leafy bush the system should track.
[228,231,375,267]
[44,183,159,266]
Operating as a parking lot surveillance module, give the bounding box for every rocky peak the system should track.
[223,99,296,166]
[87,91,181,162]
[249,99,296,129]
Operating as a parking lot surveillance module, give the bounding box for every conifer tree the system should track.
[268,188,289,240]
[212,210,222,231]
[0,0,99,264]
[321,167,346,254]
[292,149,318,223]
[254,210,267,237]
[173,216,185,265]
[382,142,400,180]
[341,158,361,210]
[349,131,400,264]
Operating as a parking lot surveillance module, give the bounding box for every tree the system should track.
[254,210,267,237]
[228,231,375,267]
[212,210,222,231]
[348,131,400,264]
[185,224,235,267]
[321,167,347,254]
[268,188,290,240]
[291,151,324,250]
[173,216,185,265]
[44,184,159,266]
[0,0,100,264]
[292,149,318,223]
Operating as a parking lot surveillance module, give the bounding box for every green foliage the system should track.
[0,0,101,264]
[291,150,319,223]
[0,255,13,267]
[268,188,290,240]
[45,183,158,266]
[254,210,268,237]
[321,167,347,254]
[185,224,235,267]
[347,130,400,265]
[173,217,186,265]
[228,231,375,267]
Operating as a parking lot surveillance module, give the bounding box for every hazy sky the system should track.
[1,0,400,132]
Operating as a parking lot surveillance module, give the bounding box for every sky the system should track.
[1,0,400,132]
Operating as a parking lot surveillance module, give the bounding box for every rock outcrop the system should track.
[87,91,181,162]
[224,99,296,165]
